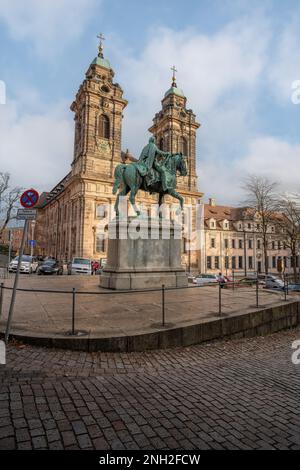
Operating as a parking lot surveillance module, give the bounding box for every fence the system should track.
[0,277,293,341]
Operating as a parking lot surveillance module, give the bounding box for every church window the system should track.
[180,137,188,156]
[99,114,110,139]
[96,234,105,252]
[96,204,107,218]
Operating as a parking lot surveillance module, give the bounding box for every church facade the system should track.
[35,39,203,271]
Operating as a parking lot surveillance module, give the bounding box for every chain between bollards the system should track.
[72,287,76,335]
[0,282,4,319]
[162,284,165,326]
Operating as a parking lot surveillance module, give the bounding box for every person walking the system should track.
[218,272,226,289]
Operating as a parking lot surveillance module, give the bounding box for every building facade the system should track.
[199,199,295,276]
[35,40,203,270]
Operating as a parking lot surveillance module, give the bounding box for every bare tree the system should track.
[0,172,23,238]
[242,175,278,275]
[277,193,300,281]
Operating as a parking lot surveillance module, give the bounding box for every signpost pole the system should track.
[5,219,29,343]
[8,229,12,266]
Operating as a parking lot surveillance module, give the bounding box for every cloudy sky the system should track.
[0,0,300,204]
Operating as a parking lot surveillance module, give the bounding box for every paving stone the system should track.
[1,327,300,450]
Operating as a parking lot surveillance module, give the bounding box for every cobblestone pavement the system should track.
[0,275,291,338]
[1,327,300,450]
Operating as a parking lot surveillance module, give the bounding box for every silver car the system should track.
[193,274,219,285]
[67,257,92,275]
[8,255,39,274]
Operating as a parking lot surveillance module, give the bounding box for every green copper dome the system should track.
[91,56,111,69]
[164,86,185,98]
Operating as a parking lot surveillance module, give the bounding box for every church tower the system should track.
[149,67,200,192]
[70,34,128,179]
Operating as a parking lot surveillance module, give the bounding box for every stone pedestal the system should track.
[100,217,187,290]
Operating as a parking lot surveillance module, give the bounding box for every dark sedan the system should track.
[37,259,63,275]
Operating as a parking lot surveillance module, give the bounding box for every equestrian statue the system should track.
[113,136,187,216]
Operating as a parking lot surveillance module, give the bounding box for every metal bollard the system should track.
[284,278,287,301]
[218,282,222,316]
[72,288,76,335]
[232,270,235,291]
[0,282,4,319]
[162,284,165,326]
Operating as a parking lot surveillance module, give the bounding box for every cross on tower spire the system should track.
[171,65,177,87]
[97,33,105,58]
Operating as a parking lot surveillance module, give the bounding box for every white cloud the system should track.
[237,136,300,190]
[267,14,300,104]
[0,0,99,57]
[0,99,73,192]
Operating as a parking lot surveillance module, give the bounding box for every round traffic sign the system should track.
[20,188,39,208]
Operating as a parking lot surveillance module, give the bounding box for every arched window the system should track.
[180,137,188,156]
[98,115,110,139]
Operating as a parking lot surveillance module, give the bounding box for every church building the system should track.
[35,37,203,271]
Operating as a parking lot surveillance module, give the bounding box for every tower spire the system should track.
[171,65,177,88]
[97,33,105,58]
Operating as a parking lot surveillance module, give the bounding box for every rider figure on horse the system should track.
[136,136,170,188]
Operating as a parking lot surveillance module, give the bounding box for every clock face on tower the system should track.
[97,138,110,152]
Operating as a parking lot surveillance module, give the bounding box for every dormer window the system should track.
[223,219,229,230]
[210,219,216,229]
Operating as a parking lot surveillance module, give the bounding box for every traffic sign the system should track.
[17,209,37,220]
[20,188,39,208]
[28,240,36,247]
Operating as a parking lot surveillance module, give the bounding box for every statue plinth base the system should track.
[100,217,188,290]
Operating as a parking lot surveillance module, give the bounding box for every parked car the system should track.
[8,255,39,274]
[193,274,219,285]
[67,257,92,275]
[287,283,300,292]
[225,277,257,289]
[254,274,282,287]
[37,259,63,275]
[264,277,285,290]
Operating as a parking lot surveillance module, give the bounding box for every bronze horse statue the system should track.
[113,152,187,216]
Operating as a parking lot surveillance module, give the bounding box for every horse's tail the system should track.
[112,164,126,194]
